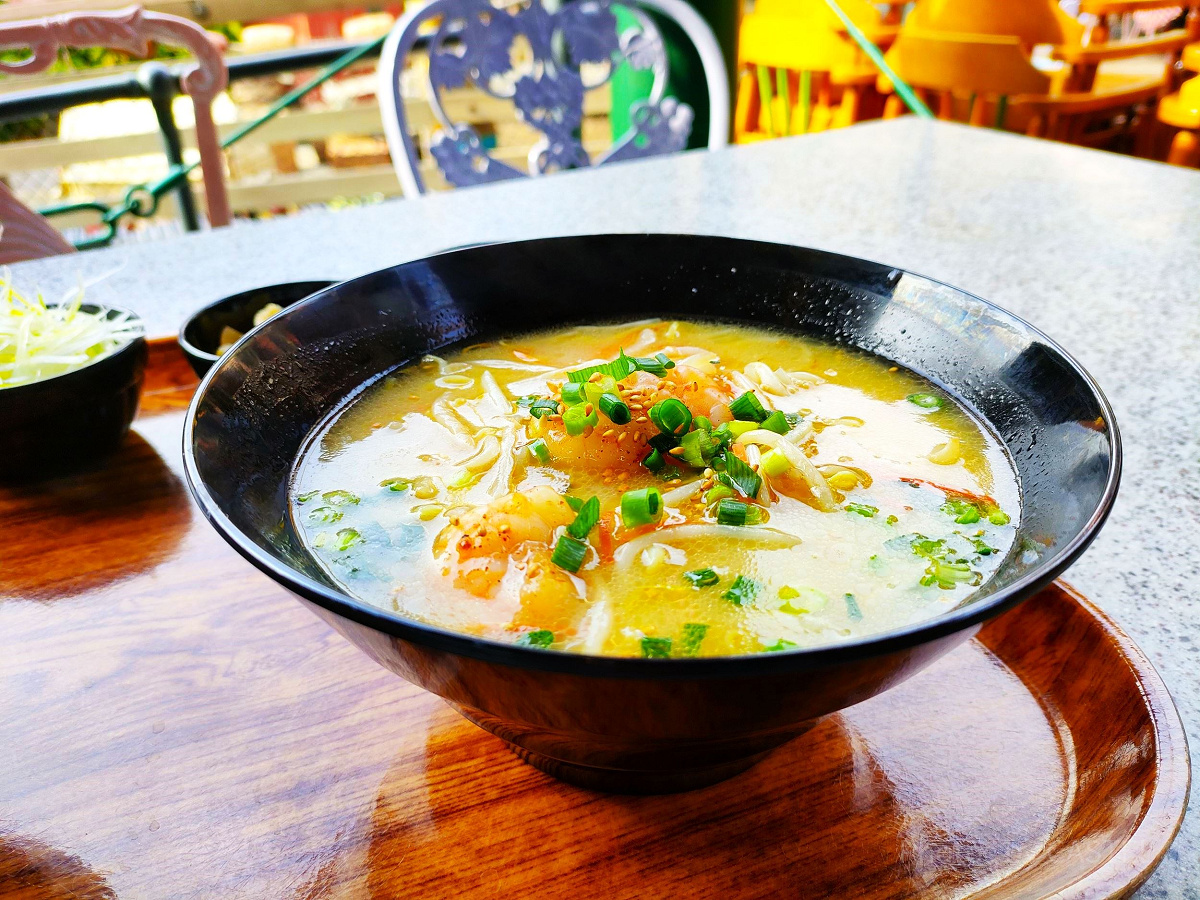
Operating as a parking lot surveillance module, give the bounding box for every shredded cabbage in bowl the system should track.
[0,271,144,389]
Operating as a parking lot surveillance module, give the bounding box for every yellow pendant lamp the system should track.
[906,0,1066,47]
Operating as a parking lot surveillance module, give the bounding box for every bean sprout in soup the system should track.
[292,320,1019,658]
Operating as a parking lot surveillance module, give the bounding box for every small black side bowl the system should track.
[1,305,147,483]
[179,280,336,377]
[183,235,1121,794]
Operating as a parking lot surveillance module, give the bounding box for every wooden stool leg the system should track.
[1167,129,1200,167]
[837,87,861,128]
[937,91,954,120]
[968,95,987,126]
[734,69,759,140]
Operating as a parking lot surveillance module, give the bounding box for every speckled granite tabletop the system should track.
[13,118,1198,898]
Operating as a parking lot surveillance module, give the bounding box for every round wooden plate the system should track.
[358,582,1190,900]
[0,350,1188,900]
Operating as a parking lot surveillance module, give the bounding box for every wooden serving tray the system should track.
[0,343,1188,900]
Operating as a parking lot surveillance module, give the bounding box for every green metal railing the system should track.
[38,35,387,250]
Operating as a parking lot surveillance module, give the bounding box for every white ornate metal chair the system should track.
[377,0,729,196]
[0,5,230,264]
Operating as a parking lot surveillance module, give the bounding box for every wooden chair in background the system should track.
[881,29,1162,145]
[734,0,896,141]
[0,5,231,264]
[1055,0,1200,94]
[1158,42,1200,166]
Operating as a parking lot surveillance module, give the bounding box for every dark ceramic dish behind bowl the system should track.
[183,235,1120,794]
[1,304,146,482]
[179,280,336,376]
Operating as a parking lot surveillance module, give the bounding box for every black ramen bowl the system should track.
[183,235,1120,793]
[1,304,146,483]
[179,280,336,377]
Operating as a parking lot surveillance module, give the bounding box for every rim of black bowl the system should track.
[0,303,145,393]
[181,236,1122,680]
[177,280,338,364]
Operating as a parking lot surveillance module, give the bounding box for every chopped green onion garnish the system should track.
[529,398,559,419]
[722,574,762,606]
[907,533,979,589]
[970,535,997,555]
[942,498,981,524]
[760,410,790,434]
[760,449,791,478]
[334,527,362,551]
[886,514,899,525]
[565,495,584,512]
[560,382,587,405]
[562,402,598,436]
[920,562,975,589]
[764,639,797,653]
[567,496,600,540]
[648,432,678,454]
[567,353,635,384]
[517,629,554,648]
[598,392,631,425]
[642,448,665,473]
[780,587,829,614]
[716,498,763,526]
[679,427,720,467]
[297,490,319,503]
[308,506,343,524]
[721,450,762,499]
[907,392,943,410]
[680,623,709,657]
[695,415,713,432]
[648,398,692,437]
[988,509,1011,526]
[620,487,662,528]
[528,438,550,463]
[844,593,863,621]
[380,477,411,493]
[704,482,734,505]
[632,351,676,377]
[845,502,878,518]
[640,636,673,658]
[683,567,719,588]
[551,534,588,572]
[566,349,675,384]
[583,374,618,405]
[729,391,767,422]
[322,490,359,506]
[721,420,759,440]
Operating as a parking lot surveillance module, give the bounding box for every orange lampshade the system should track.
[906,0,1066,47]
